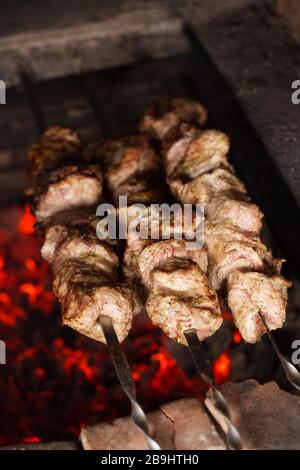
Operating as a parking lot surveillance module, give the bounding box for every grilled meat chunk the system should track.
[140,97,207,140]
[33,164,103,221]
[205,223,282,291]
[137,239,208,288]
[41,220,135,344]
[112,176,165,205]
[28,126,82,183]
[99,135,166,205]
[60,281,134,343]
[98,135,161,190]
[169,167,248,205]
[228,271,291,343]
[146,262,222,345]
[164,127,230,179]
[207,198,263,234]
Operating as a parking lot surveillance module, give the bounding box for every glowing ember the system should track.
[213,352,231,385]
[0,205,216,446]
[18,204,35,235]
[233,330,242,344]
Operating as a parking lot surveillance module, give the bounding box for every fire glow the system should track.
[0,205,232,446]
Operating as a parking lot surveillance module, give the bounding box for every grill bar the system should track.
[20,71,48,134]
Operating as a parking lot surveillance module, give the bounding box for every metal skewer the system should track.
[184,328,243,450]
[258,311,300,392]
[98,315,161,450]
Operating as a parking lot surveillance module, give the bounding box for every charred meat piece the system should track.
[137,239,207,288]
[33,164,103,221]
[39,210,98,262]
[112,176,166,205]
[99,135,166,205]
[98,135,161,190]
[46,230,118,277]
[60,281,134,343]
[146,262,222,345]
[140,97,207,140]
[43,224,135,343]
[164,127,230,179]
[28,126,82,183]
[169,167,248,205]
[228,271,291,343]
[205,223,282,291]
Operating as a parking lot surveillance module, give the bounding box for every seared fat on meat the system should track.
[28,126,82,182]
[33,164,103,221]
[164,127,230,179]
[146,262,222,345]
[140,96,207,141]
[228,272,291,343]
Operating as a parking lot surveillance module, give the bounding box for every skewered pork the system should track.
[228,272,291,343]
[141,98,291,342]
[99,134,222,345]
[28,127,135,343]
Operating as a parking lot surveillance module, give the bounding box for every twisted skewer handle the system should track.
[184,328,243,450]
[98,315,161,450]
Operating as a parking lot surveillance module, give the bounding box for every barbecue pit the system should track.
[0,0,300,450]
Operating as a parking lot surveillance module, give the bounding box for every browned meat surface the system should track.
[28,126,82,183]
[137,239,208,288]
[53,234,118,276]
[205,223,283,291]
[140,97,207,140]
[33,164,103,221]
[59,281,134,343]
[207,198,263,234]
[98,135,166,205]
[228,272,291,343]
[146,261,222,344]
[42,224,134,343]
[112,177,165,205]
[164,127,230,179]
[39,209,103,263]
[98,135,161,190]
[169,167,248,205]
